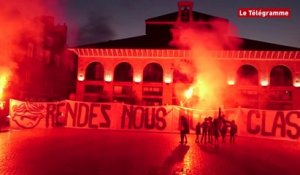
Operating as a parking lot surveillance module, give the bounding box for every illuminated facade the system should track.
[72,1,300,110]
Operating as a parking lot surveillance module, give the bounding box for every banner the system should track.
[9,99,178,132]
[9,99,300,141]
[9,99,58,129]
[239,108,300,141]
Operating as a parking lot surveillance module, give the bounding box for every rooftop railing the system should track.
[70,48,300,60]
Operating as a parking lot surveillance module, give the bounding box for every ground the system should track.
[0,128,299,175]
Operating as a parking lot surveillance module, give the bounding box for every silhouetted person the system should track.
[195,122,201,143]
[179,116,189,144]
[207,117,213,144]
[229,120,238,143]
[212,118,220,144]
[201,118,208,144]
[220,120,228,143]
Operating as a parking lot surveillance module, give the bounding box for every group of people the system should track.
[179,114,238,145]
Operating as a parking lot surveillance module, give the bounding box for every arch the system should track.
[114,62,133,82]
[85,62,104,80]
[143,63,163,82]
[236,64,259,85]
[270,65,292,86]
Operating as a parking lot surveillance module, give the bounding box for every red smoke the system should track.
[0,0,59,99]
[171,19,242,110]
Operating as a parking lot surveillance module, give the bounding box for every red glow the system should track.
[261,80,269,86]
[134,75,142,83]
[164,76,172,84]
[171,20,241,109]
[78,74,85,81]
[0,0,60,99]
[184,87,193,100]
[0,101,5,110]
[294,82,300,87]
[227,79,235,85]
[294,78,300,87]
[0,74,8,100]
[104,74,113,82]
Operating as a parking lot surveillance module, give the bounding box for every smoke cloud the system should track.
[0,0,59,99]
[171,19,242,110]
[78,13,115,45]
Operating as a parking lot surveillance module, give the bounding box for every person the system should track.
[200,118,208,144]
[212,118,220,144]
[220,119,228,143]
[229,120,238,143]
[179,116,189,144]
[195,122,201,143]
[207,117,213,144]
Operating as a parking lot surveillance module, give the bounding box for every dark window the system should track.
[181,7,190,22]
[143,63,163,82]
[85,62,104,81]
[270,66,292,86]
[142,98,162,106]
[114,62,133,82]
[236,65,258,86]
[84,85,103,93]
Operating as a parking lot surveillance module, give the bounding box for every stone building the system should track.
[71,1,300,110]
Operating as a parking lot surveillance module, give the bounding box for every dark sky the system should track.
[46,0,300,48]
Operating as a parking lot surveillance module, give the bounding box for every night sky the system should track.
[45,0,300,48]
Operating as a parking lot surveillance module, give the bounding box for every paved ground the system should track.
[0,128,300,175]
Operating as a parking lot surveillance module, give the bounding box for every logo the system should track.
[238,8,291,18]
[12,102,45,129]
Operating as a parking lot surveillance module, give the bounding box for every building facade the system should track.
[72,1,300,110]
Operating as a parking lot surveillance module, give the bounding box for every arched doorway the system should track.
[236,64,259,86]
[85,62,104,81]
[270,65,292,86]
[143,63,163,82]
[114,62,133,82]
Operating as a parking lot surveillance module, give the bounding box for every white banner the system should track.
[9,99,300,141]
[239,108,300,141]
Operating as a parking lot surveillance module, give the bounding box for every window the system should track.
[266,102,292,110]
[114,62,133,82]
[181,7,190,22]
[113,86,132,95]
[270,65,292,86]
[142,98,162,106]
[240,90,258,99]
[238,89,259,108]
[236,65,259,86]
[143,87,163,96]
[85,62,104,81]
[84,85,103,93]
[268,90,292,101]
[143,63,163,82]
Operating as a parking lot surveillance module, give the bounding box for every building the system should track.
[71,1,300,110]
[11,16,77,101]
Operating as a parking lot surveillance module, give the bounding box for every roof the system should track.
[77,35,299,51]
[76,10,299,51]
[78,35,171,49]
[145,11,228,23]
